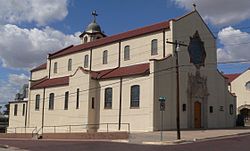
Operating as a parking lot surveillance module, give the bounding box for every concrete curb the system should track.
[194,132,250,142]
[141,132,250,145]
[142,139,194,145]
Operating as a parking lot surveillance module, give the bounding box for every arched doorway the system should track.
[194,101,201,128]
[240,108,250,120]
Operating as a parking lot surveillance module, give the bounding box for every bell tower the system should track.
[79,11,106,44]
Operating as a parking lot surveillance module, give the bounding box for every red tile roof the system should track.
[30,63,149,89]
[49,20,170,59]
[91,63,150,79]
[31,76,69,90]
[223,73,241,83]
[31,63,47,72]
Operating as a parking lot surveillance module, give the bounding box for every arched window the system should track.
[54,62,57,74]
[124,45,130,61]
[49,93,54,110]
[104,87,112,108]
[151,39,158,55]
[131,85,140,108]
[103,50,108,64]
[64,91,69,110]
[229,104,234,115]
[245,81,250,90]
[35,94,40,110]
[84,55,89,68]
[22,104,25,116]
[14,104,18,116]
[76,88,79,109]
[68,59,72,71]
[84,36,88,43]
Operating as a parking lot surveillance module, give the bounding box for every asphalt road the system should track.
[0,135,248,151]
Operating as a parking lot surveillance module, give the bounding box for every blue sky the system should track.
[0,0,250,104]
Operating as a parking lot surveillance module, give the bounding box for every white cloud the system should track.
[0,0,69,25]
[0,24,80,69]
[217,27,250,62]
[8,74,29,86]
[0,73,29,104]
[172,0,250,26]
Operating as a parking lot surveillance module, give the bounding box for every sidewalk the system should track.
[128,127,250,145]
[1,128,250,148]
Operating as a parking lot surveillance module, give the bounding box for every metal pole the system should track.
[175,40,181,140]
[161,110,163,141]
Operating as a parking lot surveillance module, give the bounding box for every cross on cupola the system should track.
[92,10,98,22]
[79,10,106,44]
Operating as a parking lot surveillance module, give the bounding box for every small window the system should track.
[229,104,234,115]
[151,39,158,55]
[84,55,89,68]
[220,106,224,111]
[245,81,250,90]
[131,85,140,108]
[35,94,40,110]
[14,104,18,116]
[124,45,130,61]
[92,97,95,109]
[22,104,25,116]
[54,62,58,74]
[182,104,186,111]
[49,93,54,110]
[84,36,88,43]
[64,91,69,110]
[76,89,79,109]
[104,88,112,109]
[209,106,213,113]
[68,59,72,71]
[103,50,108,64]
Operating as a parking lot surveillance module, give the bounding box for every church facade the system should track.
[8,10,236,133]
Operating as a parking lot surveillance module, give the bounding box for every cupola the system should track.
[79,11,106,44]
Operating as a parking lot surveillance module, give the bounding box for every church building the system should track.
[8,10,236,133]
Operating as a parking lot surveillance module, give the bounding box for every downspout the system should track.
[118,41,122,130]
[41,87,45,135]
[163,29,166,58]
[48,55,51,79]
[118,41,121,67]
[25,102,28,128]
[27,72,32,127]
[118,77,123,130]
[90,49,93,71]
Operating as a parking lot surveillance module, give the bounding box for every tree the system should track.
[3,104,9,116]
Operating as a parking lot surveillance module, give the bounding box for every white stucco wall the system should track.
[230,70,250,112]
[8,102,27,133]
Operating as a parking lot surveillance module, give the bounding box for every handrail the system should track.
[6,123,131,134]
[7,126,37,134]
[42,123,130,133]
[31,127,38,138]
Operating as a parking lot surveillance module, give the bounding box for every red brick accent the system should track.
[41,132,129,140]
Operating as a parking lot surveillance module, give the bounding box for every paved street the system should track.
[0,134,249,151]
